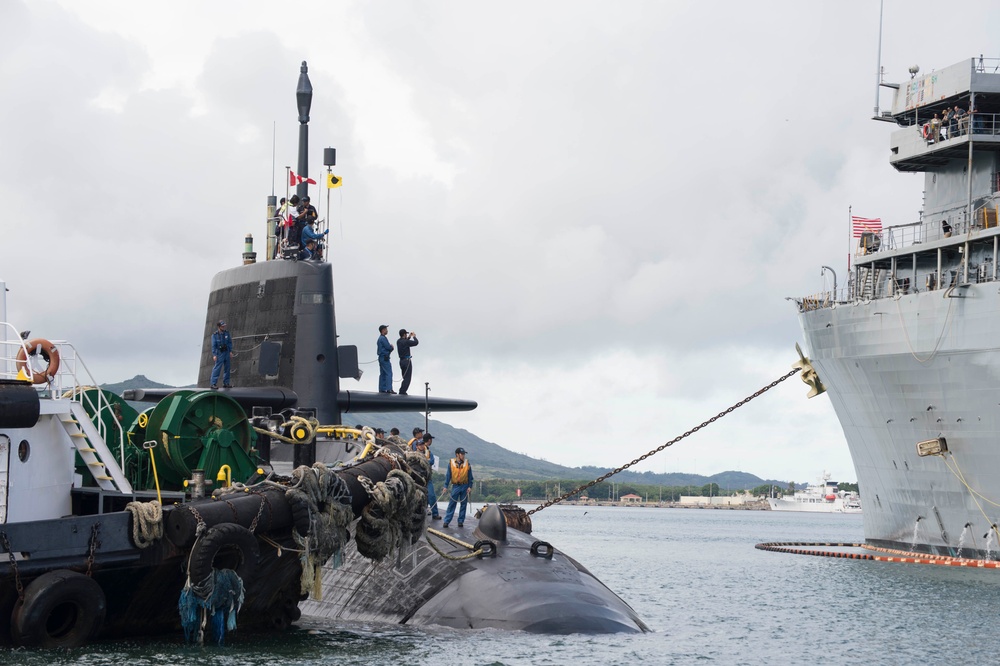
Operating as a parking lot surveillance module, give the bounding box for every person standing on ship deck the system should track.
[396,329,418,395]
[416,434,441,520]
[377,325,395,393]
[929,113,942,143]
[210,320,233,389]
[443,447,473,528]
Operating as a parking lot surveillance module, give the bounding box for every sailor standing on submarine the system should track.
[442,447,474,528]
[210,320,233,389]
[377,324,395,393]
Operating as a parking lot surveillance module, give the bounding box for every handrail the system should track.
[0,329,130,472]
[856,198,1000,257]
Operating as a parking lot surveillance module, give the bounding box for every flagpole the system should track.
[847,205,852,276]
[326,165,332,251]
[284,166,291,247]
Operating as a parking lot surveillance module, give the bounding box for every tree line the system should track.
[430,475,793,503]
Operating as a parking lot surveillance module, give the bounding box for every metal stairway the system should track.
[59,401,133,494]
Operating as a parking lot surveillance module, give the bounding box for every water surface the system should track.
[4,505,997,665]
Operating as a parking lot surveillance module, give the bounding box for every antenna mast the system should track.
[874,0,884,117]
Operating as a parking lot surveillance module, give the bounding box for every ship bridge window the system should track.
[299,292,331,305]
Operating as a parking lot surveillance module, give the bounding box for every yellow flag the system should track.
[327,173,343,189]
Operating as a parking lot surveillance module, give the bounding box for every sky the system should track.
[2,0,999,484]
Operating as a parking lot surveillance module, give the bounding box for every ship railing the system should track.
[794,286,852,312]
[911,111,1000,144]
[856,200,1000,257]
[974,56,1000,73]
[0,325,129,474]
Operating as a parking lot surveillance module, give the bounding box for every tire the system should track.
[11,570,106,648]
[188,523,259,583]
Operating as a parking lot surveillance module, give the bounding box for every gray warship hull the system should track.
[800,284,1000,553]
[796,56,1000,557]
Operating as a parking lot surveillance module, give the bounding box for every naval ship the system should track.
[794,56,1000,557]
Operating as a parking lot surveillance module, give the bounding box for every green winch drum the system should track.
[72,388,140,485]
[136,390,258,489]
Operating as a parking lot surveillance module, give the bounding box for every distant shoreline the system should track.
[490,500,773,511]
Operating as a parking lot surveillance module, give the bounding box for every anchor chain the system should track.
[1,532,24,600]
[85,522,101,577]
[527,368,802,516]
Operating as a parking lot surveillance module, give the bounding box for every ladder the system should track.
[59,402,133,494]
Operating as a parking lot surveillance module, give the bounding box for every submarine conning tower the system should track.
[196,61,476,427]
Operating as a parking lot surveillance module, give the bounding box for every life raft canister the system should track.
[15,338,60,384]
[10,569,106,648]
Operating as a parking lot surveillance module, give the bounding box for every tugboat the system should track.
[0,292,442,647]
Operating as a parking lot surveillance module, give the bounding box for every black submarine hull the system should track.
[300,507,650,634]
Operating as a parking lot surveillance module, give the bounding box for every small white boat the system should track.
[767,472,861,514]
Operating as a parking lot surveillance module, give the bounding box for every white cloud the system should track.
[4,0,999,485]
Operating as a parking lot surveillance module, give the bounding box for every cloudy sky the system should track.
[3,0,998,483]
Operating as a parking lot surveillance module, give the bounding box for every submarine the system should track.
[172,61,650,634]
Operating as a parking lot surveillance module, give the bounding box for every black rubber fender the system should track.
[188,523,259,583]
[10,569,106,648]
[290,498,312,537]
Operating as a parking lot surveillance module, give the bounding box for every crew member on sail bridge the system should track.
[377,324,395,393]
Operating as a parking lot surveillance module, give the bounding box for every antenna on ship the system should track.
[296,62,313,199]
[873,0,884,118]
[870,0,898,123]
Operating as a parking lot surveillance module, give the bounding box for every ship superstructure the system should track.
[795,57,1000,556]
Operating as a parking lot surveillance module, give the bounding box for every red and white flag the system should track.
[851,216,882,237]
[289,170,317,186]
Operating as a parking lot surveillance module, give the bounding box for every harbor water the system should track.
[3,504,999,665]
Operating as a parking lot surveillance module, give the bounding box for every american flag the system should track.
[852,216,882,237]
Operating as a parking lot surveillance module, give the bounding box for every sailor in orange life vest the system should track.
[442,447,474,528]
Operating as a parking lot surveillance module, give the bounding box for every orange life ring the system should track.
[15,338,60,384]
[922,123,930,139]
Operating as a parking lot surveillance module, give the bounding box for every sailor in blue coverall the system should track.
[377,324,394,393]
[416,433,441,519]
[443,447,474,527]
[210,320,233,388]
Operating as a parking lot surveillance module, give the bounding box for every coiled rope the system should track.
[124,500,163,549]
